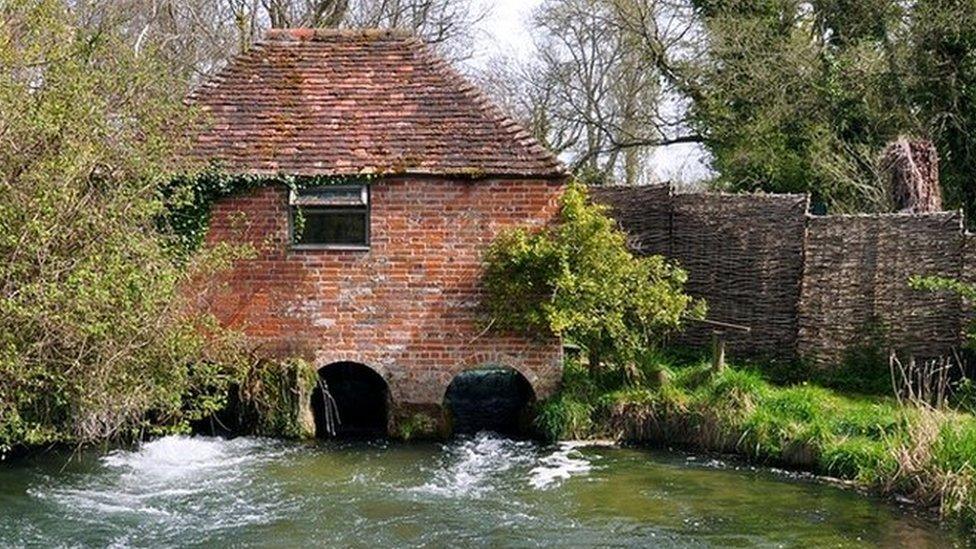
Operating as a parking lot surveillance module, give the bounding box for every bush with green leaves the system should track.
[0,1,245,455]
[235,358,318,439]
[483,183,700,372]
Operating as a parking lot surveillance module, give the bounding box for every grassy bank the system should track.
[537,355,976,530]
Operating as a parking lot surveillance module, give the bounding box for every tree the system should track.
[614,0,976,216]
[490,0,976,216]
[348,0,487,62]
[531,0,660,184]
[0,0,242,452]
[477,0,704,185]
[634,0,914,211]
[75,0,484,86]
[482,183,700,370]
[910,0,976,223]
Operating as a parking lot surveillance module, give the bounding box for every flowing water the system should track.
[0,434,963,547]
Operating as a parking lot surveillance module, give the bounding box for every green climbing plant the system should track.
[163,164,376,256]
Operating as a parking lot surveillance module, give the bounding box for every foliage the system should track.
[164,167,374,256]
[539,351,976,528]
[534,359,599,440]
[910,0,976,224]
[679,0,976,218]
[683,0,911,211]
[0,1,245,455]
[396,413,440,441]
[489,0,976,212]
[483,183,701,371]
[236,358,317,439]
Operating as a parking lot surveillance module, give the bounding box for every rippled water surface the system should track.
[0,434,962,547]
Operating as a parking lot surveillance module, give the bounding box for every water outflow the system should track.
[316,378,341,437]
[6,437,296,547]
[313,362,389,437]
[444,369,535,435]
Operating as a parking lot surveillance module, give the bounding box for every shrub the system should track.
[0,1,244,454]
[535,393,596,441]
[534,358,599,440]
[483,182,701,373]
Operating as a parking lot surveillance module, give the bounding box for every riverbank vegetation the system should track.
[536,353,976,530]
[483,179,976,529]
[0,1,250,457]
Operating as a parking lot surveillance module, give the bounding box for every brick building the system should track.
[190,29,567,436]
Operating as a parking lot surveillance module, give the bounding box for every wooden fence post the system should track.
[712,331,726,373]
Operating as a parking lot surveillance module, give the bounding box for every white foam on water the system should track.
[413,432,535,498]
[528,442,593,489]
[412,434,595,498]
[101,435,269,483]
[28,435,294,542]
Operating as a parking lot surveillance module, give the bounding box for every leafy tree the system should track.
[910,0,976,222]
[613,0,976,216]
[0,0,243,454]
[495,0,976,217]
[680,0,913,211]
[482,183,701,371]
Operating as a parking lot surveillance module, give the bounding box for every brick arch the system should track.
[311,358,393,437]
[311,353,398,402]
[439,352,542,403]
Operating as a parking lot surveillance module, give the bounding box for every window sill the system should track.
[290,244,371,252]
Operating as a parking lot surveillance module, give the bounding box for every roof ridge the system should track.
[263,28,414,42]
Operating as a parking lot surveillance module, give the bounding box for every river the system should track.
[0,433,962,547]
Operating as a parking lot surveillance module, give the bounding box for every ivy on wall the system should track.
[162,163,375,255]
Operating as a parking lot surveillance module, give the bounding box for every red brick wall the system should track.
[201,177,565,424]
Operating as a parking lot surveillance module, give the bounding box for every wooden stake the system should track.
[712,331,726,373]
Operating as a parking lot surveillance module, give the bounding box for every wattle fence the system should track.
[592,184,974,366]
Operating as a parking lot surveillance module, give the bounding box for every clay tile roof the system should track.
[189,28,566,179]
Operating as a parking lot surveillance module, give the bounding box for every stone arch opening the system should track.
[311,361,389,438]
[443,366,536,436]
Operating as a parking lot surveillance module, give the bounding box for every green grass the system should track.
[536,354,976,533]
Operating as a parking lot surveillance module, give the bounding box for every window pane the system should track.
[296,209,368,246]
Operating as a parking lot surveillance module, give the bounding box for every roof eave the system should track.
[219,166,570,182]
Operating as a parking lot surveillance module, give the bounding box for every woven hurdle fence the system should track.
[592,184,971,366]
